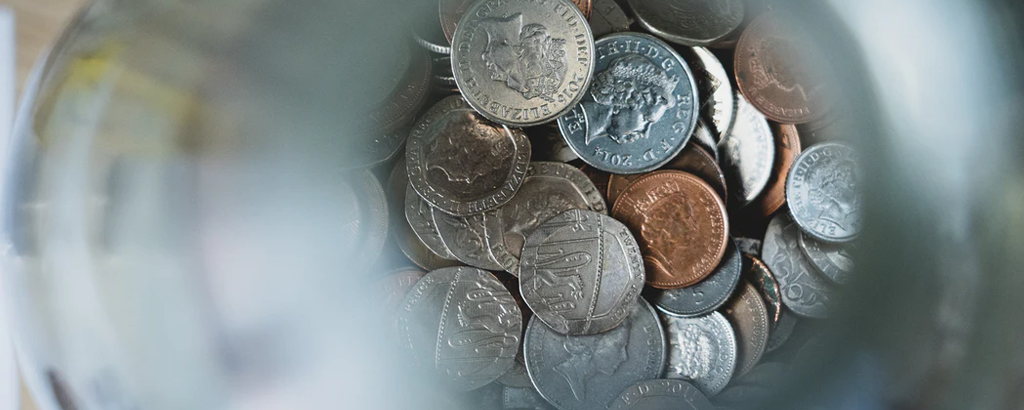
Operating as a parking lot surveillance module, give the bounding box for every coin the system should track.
[528,125,580,163]
[405,183,457,260]
[406,96,531,216]
[397,267,522,391]
[691,119,721,160]
[434,210,505,270]
[743,254,782,326]
[649,240,742,318]
[451,0,595,126]
[606,144,727,207]
[363,41,434,135]
[628,0,744,47]
[752,122,802,216]
[659,311,738,396]
[440,0,475,44]
[478,384,557,410]
[786,142,861,242]
[524,299,666,410]
[484,162,607,276]
[718,94,775,207]
[376,266,427,316]
[389,158,460,269]
[762,213,833,318]
[764,307,798,353]
[612,171,729,289]
[678,47,736,143]
[578,164,612,199]
[720,281,770,378]
[572,0,593,18]
[559,32,698,174]
[712,384,774,407]
[589,0,631,37]
[519,209,644,335]
[798,231,855,285]
[734,237,762,258]
[610,379,715,410]
[338,171,389,266]
[734,12,832,124]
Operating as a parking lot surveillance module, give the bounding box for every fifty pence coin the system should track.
[678,47,737,142]
[610,379,716,410]
[718,93,775,207]
[650,239,742,318]
[397,267,522,391]
[798,231,855,285]
[612,171,729,289]
[786,142,862,242]
[720,281,770,378]
[484,162,607,276]
[752,122,802,216]
[660,311,738,396]
[389,158,460,270]
[590,0,631,37]
[743,254,782,327]
[433,210,505,271]
[451,0,595,126]
[762,213,833,318]
[558,32,699,174]
[406,96,531,216]
[524,299,666,410]
[519,209,645,335]
[628,0,744,47]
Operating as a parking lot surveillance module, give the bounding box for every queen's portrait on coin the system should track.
[479,13,568,102]
[554,321,631,401]
[582,55,679,145]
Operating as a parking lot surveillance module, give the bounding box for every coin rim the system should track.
[784,141,860,243]
[627,0,745,47]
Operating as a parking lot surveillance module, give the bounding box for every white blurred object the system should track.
[0,6,20,410]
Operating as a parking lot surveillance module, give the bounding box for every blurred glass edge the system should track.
[0,4,20,410]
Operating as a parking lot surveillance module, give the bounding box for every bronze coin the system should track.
[611,171,730,288]
[751,122,802,216]
[742,254,782,326]
[734,12,832,124]
[606,144,728,207]
[573,0,593,19]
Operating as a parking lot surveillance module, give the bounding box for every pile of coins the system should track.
[360,0,863,408]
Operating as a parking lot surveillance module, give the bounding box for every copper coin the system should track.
[742,254,782,326]
[573,0,593,18]
[612,171,729,288]
[751,122,802,216]
[734,12,832,124]
[607,144,728,206]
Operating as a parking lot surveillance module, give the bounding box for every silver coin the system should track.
[338,170,389,266]
[764,307,798,353]
[527,125,580,163]
[610,379,715,410]
[733,237,762,258]
[628,0,744,47]
[718,94,774,206]
[397,267,522,391]
[434,209,505,271]
[476,384,556,410]
[786,142,862,242]
[519,209,645,335]
[590,0,631,37]
[406,95,532,216]
[660,311,737,396]
[524,299,666,410]
[691,119,720,160]
[762,213,833,319]
[498,355,534,389]
[559,32,699,174]
[484,162,607,276]
[720,281,770,378]
[451,0,595,127]
[415,31,453,55]
[678,47,736,143]
[798,231,855,285]
[389,159,460,270]
[405,183,457,260]
[650,240,742,317]
[712,384,774,407]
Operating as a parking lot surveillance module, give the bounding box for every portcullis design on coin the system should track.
[660,311,737,396]
[786,142,862,242]
[559,33,699,174]
[451,0,595,127]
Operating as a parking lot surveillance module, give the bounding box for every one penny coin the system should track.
[607,144,727,207]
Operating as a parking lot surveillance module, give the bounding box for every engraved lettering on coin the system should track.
[718,94,775,206]
[610,379,715,410]
[660,311,737,396]
[479,15,568,103]
[786,142,862,242]
[629,0,744,47]
[720,281,770,378]
[650,240,741,317]
[762,213,833,318]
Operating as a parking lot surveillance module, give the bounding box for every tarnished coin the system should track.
[720,281,770,378]
[743,255,782,326]
[762,213,833,318]
[519,209,644,335]
[338,171,389,266]
[451,0,595,126]
[752,122,802,216]
[434,210,505,271]
[612,171,729,289]
[528,125,580,163]
[734,12,832,124]
[650,240,742,318]
[786,142,861,242]
[660,311,738,396]
[734,237,762,258]
[798,232,855,285]
[405,183,458,260]
[606,144,727,207]
[389,158,460,270]
[524,299,666,410]
[718,94,775,207]
[628,0,744,47]
[590,0,631,37]
[558,32,698,174]
[678,47,737,142]
[484,162,607,276]
[765,307,798,353]
[406,96,531,216]
[397,267,522,391]
[610,379,715,410]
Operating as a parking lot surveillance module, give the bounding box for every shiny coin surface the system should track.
[405,184,458,260]
[786,142,861,242]
[765,307,798,353]
[397,267,522,391]
[678,47,736,143]
[691,119,721,160]
[528,125,580,163]
[612,171,729,289]
[406,96,531,216]
[590,0,631,37]
[339,171,389,266]
[660,311,737,396]
[524,299,666,410]
[752,122,802,216]
[762,213,833,318]
[798,232,855,285]
[628,0,744,47]
[734,12,832,124]
[434,210,505,271]
[558,32,698,174]
[720,281,770,378]
[718,94,775,207]
[610,379,715,410]
[606,144,727,207]
[519,209,644,335]
[743,255,782,326]
[451,0,595,126]
[389,158,460,270]
[484,162,607,276]
[650,240,742,318]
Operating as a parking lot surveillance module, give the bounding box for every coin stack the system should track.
[362,0,862,409]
